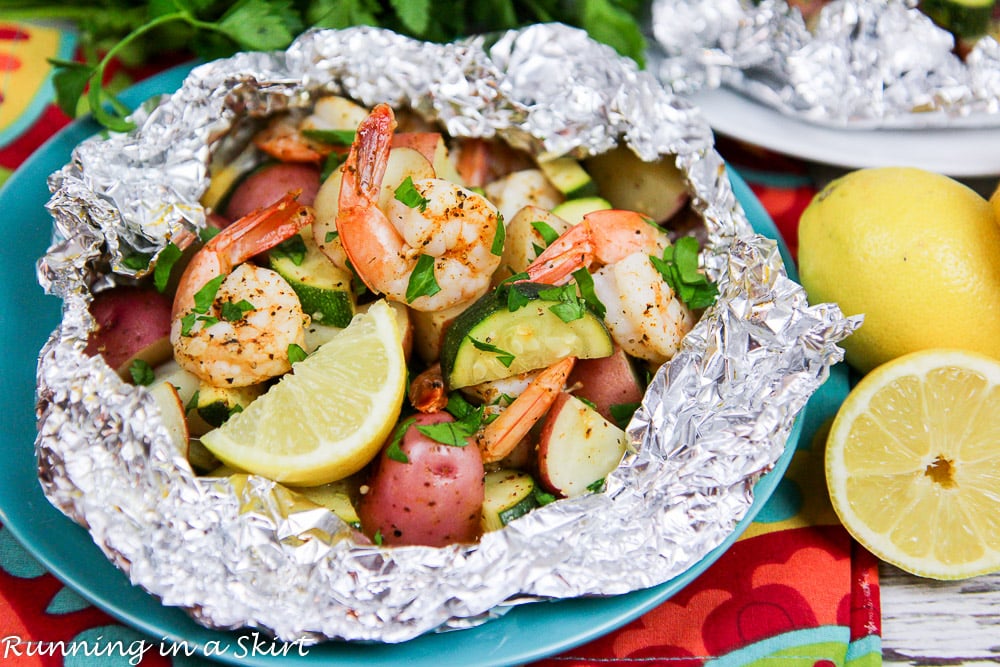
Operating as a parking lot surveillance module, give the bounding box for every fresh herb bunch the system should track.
[7,0,648,131]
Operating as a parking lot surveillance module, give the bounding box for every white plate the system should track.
[690,87,1000,178]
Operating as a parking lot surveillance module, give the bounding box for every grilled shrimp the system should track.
[171,193,313,387]
[334,104,503,312]
[524,209,696,365]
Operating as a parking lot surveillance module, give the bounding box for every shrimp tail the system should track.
[409,363,449,413]
[345,104,396,207]
[475,356,576,463]
[524,224,595,285]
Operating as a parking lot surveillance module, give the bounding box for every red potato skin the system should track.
[566,346,644,423]
[359,412,485,547]
[85,287,173,371]
[391,132,441,163]
[224,162,320,222]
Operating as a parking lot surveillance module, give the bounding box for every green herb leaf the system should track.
[301,128,356,145]
[580,0,647,66]
[199,225,221,243]
[271,233,307,266]
[228,403,244,418]
[471,338,515,368]
[506,283,530,312]
[153,242,183,293]
[490,213,505,256]
[49,59,94,119]
[538,284,585,322]
[416,420,472,447]
[577,395,598,411]
[320,151,346,181]
[386,417,415,463]
[129,359,155,386]
[609,401,640,430]
[220,299,255,322]
[185,390,200,413]
[373,529,383,545]
[217,0,302,51]
[122,252,152,271]
[533,487,556,506]
[193,274,226,313]
[180,312,198,337]
[394,176,429,211]
[531,220,560,246]
[572,268,606,319]
[325,230,339,244]
[287,343,307,363]
[649,237,719,310]
[307,0,380,29]
[389,0,430,34]
[405,254,441,303]
[586,477,607,493]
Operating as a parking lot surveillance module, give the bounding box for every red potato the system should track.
[224,162,320,222]
[85,286,173,374]
[566,346,644,424]
[359,412,485,547]
[537,392,628,498]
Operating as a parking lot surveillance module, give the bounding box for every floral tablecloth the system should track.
[0,20,881,666]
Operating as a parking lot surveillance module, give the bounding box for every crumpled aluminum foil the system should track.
[650,0,1000,128]
[35,25,857,643]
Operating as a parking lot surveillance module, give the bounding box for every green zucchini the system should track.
[269,225,355,328]
[538,157,598,199]
[440,281,613,389]
[550,196,612,224]
[481,470,541,532]
[196,383,264,428]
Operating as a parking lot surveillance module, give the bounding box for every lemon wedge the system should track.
[826,349,1000,580]
[200,299,406,486]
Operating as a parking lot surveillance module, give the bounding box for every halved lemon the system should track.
[200,299,406,486]
[826,349,1000,580]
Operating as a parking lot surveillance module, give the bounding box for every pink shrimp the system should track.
[170,192,314,387]
[475,357,576,463]
[524,210,696,365]
[334,104,503,312]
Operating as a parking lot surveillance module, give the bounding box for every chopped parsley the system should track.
[153,242,183,293]
[325,230,339,244]
[199,225,221,243]
[571,268,606,319]
[405,254,441,303]
[301,128,356,146]
[122,251,152,271]
[538,284,586,323]
[531,220,561,246]
[271,234,307,266]
[287,343,307,364]
[649,236,718,310]
[386,417,416,463]
[193,275,225,313]
[320,151,347,182]
[470,338,515,368]
[490,213,505,256]
[610,402,641,430]
[394,176,429,212]
[220,299,255,322]
[128,359,155,386]
[373,530,384,546]
[185,390,200,414]
[586,478,607,493]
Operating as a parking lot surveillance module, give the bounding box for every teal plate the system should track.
[0,64,846,666]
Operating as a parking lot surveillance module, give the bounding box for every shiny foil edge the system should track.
[35,24,857,643]
[649,0,1000,129]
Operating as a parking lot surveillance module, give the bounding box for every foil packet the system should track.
[35,25,857,643]
[650,0,1000,128]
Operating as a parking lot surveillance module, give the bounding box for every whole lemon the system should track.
[798,167,1000,373]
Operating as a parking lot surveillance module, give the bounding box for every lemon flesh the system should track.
[799,167,1000,373]
[200,299,406,486]
[826,349,1000,580]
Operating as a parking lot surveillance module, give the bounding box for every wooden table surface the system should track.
[881,566,1000,663]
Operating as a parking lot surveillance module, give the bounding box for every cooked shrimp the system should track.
[171,193,314,387]
[524,209,695,365]
[335,104,503,312]
[255,95,370,164]
[475,357,575,463]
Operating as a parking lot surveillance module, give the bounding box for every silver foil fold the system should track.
[35,25,856,643]
[650,0,1000,128]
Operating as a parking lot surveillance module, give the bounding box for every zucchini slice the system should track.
[921,0,995,38]
[269,225,355,328]
[481,470,543,532]
[538,157,598,199]
[196,382,265,428]
[440,282,613,389]
[550,196,612,224]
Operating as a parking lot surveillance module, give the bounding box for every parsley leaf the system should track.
[220,299,255,321]
[122,252,152,271]
[538,284,585,322]
[373,529,384,545]
[153,242,183,293]
[531,220,560,246]
[533,487,556,506]
[394,176,429,211]
[649,237,719,310]
[506,283,530,312]
[217,0,302,51]
[389,0,430,34]
[193,274,226,313]
[471,338,515,368]
[416,420,473,447]
[572,268,606,319]
[386,417,415,463]
[185,390,200,413]
[405,254,441,303]
[129,359,155,386]
[586,478,607,493]
[610,401,641,430]
[301,128,356,145]
[271,233,307,266]
[199,225,221,243]
[325,230,339,244]
[287,343,307,363]
[320,151,346,181]
[490,213,505,256]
